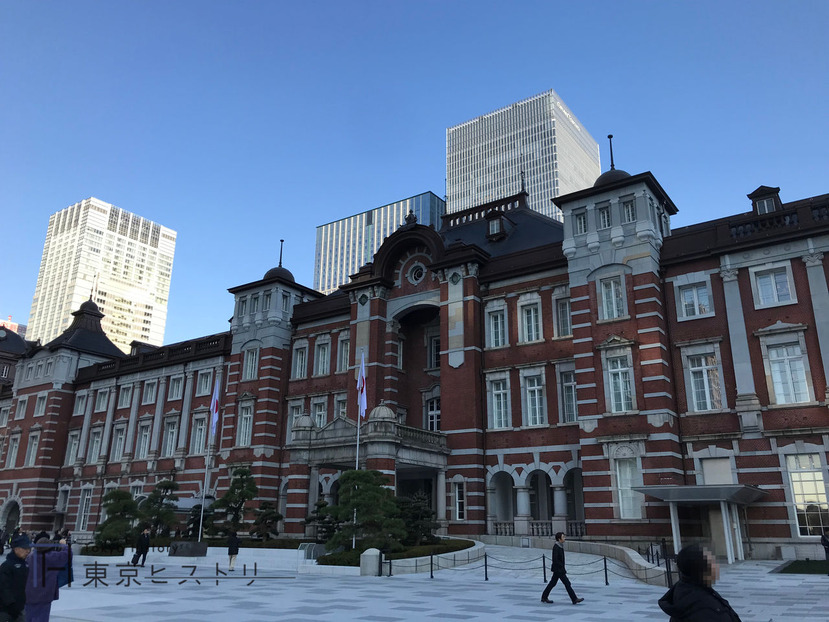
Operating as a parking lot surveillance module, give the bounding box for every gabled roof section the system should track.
[41,299,124,359]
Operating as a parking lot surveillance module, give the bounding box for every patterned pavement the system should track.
[49,545,829,621]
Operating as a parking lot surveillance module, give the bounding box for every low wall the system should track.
[380,540,486,576]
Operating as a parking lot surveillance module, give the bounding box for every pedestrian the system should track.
[658,543,742,621]
[821,529,829,561]
[132,527,151,567]
[540,532,584,605]
[227,530,240,572]
[25,536,70,622]
[0,533,32,622]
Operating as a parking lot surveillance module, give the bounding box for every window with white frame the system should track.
[136,423,151,459]
[167,376,183,401]
[292,344,307,379]
[679,283,711,318]
[615,456,643,519]
[5,436,19,468]
[769,343,810,404]
[73,394,87,416]
[622,198,636,223]
[0,407,9,427]
[142,380,157,404]
[196,370,212,396]
[428,334,441,369]
[14,396,26,419]
[190,417,207,455]
[161,420,178,457]
[251,295,259,314]
[94,389,109,412]
[88,428,102,462]
[45,360,53,375]
[288,403,303,441]
[34,395,47,417]
[77,488,93,531]
[111,426,126,461]
[522,371,546,426]
[314,341,330,376]
[36,362,43,377]
[334,395,347,419]
[554,296,571,338]
[336,336,350,372]
[426,396,441,431]
[24,432,39,466]
[559,365,578,423]
[237,403,253,446]
[574,211,587,235]
[25,364,32,380]
[130,484,143,500]
[454,481,466,521]
[518,293,542,343]
[488,375,511,429]
[600,276,626,320]
[312,400,327,427]
[751,263,796,308]
[396,338,404,369]
[0,363,8,379]
[56,489,69,513]
[485,299,508,348]
[605,350,634,413]
[756,197,776,214]
[118,385,133,408]
[787,454,829,536]
[237,297,247,317]
[598,205,611,229]
[243,347,260,381]
[682,346,724,412]
[282,292,292,314]
[65,431,80,465]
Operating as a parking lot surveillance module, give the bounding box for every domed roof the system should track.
[369,404,396,421]
[594,167,632,187]
[0,327,28,355]
[263,265,295,282]
[79,298,102,313]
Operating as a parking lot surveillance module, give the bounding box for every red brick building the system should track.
[2,167,828,562]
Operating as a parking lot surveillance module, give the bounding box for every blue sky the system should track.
[2,1,826,345]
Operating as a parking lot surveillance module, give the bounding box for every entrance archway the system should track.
[2,501,21,536]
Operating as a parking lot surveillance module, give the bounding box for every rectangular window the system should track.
[77,488,92,531]
[45,360,53,375]
[598,205,611,229]
[190,417,207,455]
[282,293,291,314]
[5,436,19,468]
[56,489,69,513]
[428,335,441,369]
[688,354,722,411]
[25,365,32,380]
[66,431,80,465]
[118,385,133,408]
[491,379,510,429]
[769,344,809,404]
[755,267,793,306]
[237,404,253,446]
[622,199,636,223]
[0,407,9,427]
[243,348,259,381]
[73,394,87,416]
[608,355,633,413]
[454,482,466,521]
[24,432,39,466]
[521,304,540,342]
[575,212,587,235]
[130,485,143,500]
[14,397,26,419]
[292,346,307,379]
[196,370,212,396]
[136,423,151,459]
[787,454,829,536]
[35,362,43,377]
[88,429,102,462]
[337,338,350,372]
[289,404,303,439]
[679,283,710,317]
[427,397,441,431]
[168,376,183,401]
[560,370,578,423]
[525,375,545,426]
[601,277,625,319]
[237,297,247,316]
[251,295,259,314]
[142,381,157,404]
[263,292,271,310]
[34,395,47,417]
[335,396,348,419]
[555,298,571,337]
[489,310,506,347]
[314,342,329,376]
[616,458,642,519]
[161,420,177,457]
[0,363,8,379]
[111,427,126,461]
[94,389,109,412]
[756,197,776,214]
[313,401,326,428]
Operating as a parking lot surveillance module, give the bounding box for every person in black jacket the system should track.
[132,528,151,567]
[658,543,742,621]
[0,534,32,622]
[540,532,584,605]
[820,529,829,562]
[227,531,241,572]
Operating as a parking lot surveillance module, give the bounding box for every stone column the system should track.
[98,386,117,462]
[486,486,496,535]
[436,470,447,525]
[803,252,829,400]
[552,486,568,534]
[75,391,95,467]
[514,486,531,535]
[176,372,195,452]
[123,382,141,460]
[149,378,168,457]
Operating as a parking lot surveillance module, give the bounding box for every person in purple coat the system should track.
[24,536,69,622]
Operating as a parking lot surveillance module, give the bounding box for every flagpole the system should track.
[353,350,367,550]
[198,437,211,542]
[200,373,222,543]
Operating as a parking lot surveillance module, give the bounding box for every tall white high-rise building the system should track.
[27,197,176,353]
[446,89,601,220]
[314,192,445,295]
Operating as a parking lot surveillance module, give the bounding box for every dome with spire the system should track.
[264,238,295,282]
[79,298,102,314]
[594,133,631,187]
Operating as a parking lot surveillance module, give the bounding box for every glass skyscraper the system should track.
[446,89,601,220]
[314,192,445,294]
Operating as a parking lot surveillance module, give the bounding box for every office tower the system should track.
[446,89,601,220]
[314,191,445,294]
[27,197,176,353]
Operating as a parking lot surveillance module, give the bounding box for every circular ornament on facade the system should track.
[450,272,461,285]
[407,263,426,285]
[359,294,369,306]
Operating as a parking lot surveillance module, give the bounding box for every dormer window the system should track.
[756,198,775,214]
[485,210,507,241]
[748,186,781,215]
[488,218,501,235]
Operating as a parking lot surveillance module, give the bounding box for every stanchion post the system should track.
[664,551,672,588]
[430,552,434,579]
[603,556,609,586]
[484,552,488,581]
[543,554,547,582]
[389,558,393,577]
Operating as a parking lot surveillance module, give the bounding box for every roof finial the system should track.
[520,170,526,192]
[608,134,616,170]
[278,239,284,267]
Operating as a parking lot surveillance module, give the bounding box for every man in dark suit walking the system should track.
[132,528,150,567]
[541,532,584,605]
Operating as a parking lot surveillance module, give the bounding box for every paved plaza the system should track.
[49,545,828,621]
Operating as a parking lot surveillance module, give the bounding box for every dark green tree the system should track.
[396,491,439,546]
[187,504,216,538]
[140,480,180,537]
[95,489,140,549]
[213,467,259,529]
[325,470,406,553]
[249,501,283,540]
[305,499,341,544]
